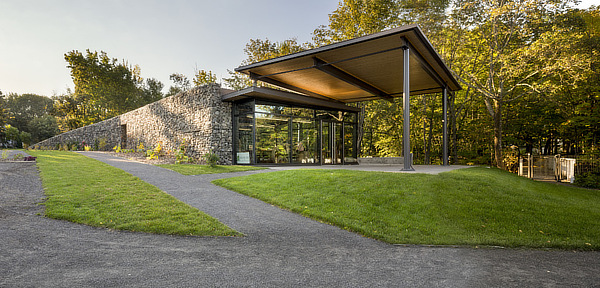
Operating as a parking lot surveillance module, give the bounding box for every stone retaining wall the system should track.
[33,84,233,164]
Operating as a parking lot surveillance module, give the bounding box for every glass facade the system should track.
[233,99,358,165]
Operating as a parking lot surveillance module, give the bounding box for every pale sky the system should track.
[0,0,596,96]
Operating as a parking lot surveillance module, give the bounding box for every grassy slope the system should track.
[214,167,599,249]
[156,164,265,175]
[30,150,240,236]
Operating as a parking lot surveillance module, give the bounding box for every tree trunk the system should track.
[492,99,504,169]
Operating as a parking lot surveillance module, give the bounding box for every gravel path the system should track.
[1,153,598,287]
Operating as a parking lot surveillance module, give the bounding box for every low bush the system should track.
[574,172,600,189]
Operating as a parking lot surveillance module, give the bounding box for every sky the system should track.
[0,0,339,96]
[0,0,596,96]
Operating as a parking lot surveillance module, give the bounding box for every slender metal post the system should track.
[442,88,449,166]
[402,45,414,171]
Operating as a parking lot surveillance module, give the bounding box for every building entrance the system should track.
[233,99,358,165]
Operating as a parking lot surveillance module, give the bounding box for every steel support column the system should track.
[442,88,449,166]
[402,45,414,171]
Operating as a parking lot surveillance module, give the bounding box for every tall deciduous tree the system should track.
[450,0,576,169]
[62,50,156,129]
[224,38,307,90]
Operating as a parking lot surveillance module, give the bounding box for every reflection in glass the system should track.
[235,114,253,164]
[234,100,358,165]
[256,113,290,164]
[335,123,343,164]
[292,118,318,164]
[322,121,332,164]
[344,123,357,163]
[235,99,254,115]
[256,104,285,115]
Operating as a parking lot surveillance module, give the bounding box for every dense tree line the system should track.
[225,0,599,169]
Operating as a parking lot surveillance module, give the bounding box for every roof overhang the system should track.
[234,24,461,103]
[222,86,361,113]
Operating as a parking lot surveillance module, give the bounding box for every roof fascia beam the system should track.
[313,57,394,102]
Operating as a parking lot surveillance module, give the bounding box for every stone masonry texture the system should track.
[33,84,233,165]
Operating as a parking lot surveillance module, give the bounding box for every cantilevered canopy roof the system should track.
[234,24,461,103]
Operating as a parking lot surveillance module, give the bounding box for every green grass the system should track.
[213,167,600,250]
[29,150,240,236]
[156,164,266,175]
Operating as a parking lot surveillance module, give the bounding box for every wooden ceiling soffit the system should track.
[312,57,393,102]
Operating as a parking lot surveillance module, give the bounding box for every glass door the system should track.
[321,121,332,164]
[334,122,343,164]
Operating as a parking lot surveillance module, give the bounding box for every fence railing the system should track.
[518,154,596,182]
[573,157,600,176]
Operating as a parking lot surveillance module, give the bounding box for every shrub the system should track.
[136,142,145,153]
[20,131,31,147]
[98,138,108,151]
[146,141,163,160]
[175,141,194,164]
[574,173,600,189]
[203,150,219,167]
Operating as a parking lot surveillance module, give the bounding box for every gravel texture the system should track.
[0,150,33,162]
[0,152,598,287]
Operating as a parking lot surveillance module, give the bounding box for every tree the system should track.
[224,38,307,90]
[4,125,20,148]
[19,131,31,147]
[5,93,54,133]
[312,0,400,46]
[166,73,191,97]
[193,70,217,87]
[63,50,153,128]
[28,115,59,144]
[0,90,9,137]
[449,0,576,169]
[140,78,164,104]
[52,90,85,132]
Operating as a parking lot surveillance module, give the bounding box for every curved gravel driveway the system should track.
[0,152,598,287]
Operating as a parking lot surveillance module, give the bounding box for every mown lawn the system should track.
[30,150,240,236]
[156,163,265,175]
[213,167,599,250]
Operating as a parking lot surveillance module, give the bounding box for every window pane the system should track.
[256,104,285,115]
[234,99,254,115]
[256,113,290,164]
[292,118,319,164]
[335,123,343,164]
[316,110,344,121]
[343,112,358,123]
[235,114,253,164]
[322,121,332,164]
[344,123,357,163]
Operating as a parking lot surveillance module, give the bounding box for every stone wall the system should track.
[33,84,234,164]
[32,117,121,151]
